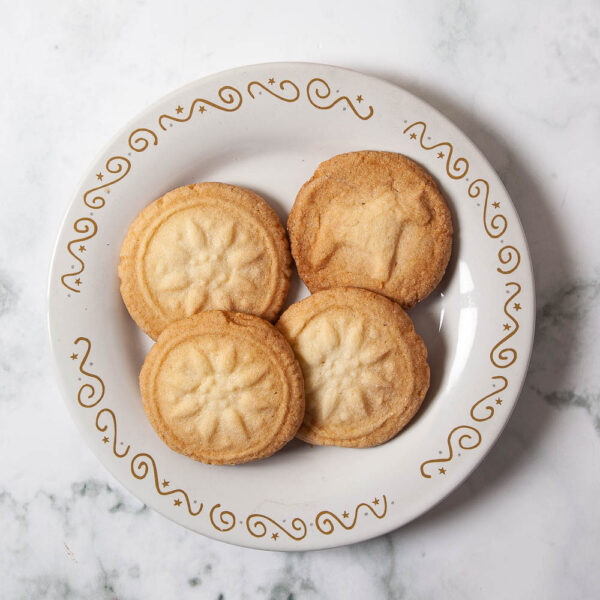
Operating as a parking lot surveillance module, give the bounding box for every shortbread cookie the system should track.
[277,287,429,447]
[139,311,304,464]
[288,151,453,308]
[120,183,291,339]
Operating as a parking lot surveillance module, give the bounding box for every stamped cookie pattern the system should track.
[294,310,394,426]
[288,151,453,309]
[155,336,281,451]
[140,311,304,465]
[278,287,430,447]
[144,209,271,318]
[119,183,291,340]
[309,184,432,283]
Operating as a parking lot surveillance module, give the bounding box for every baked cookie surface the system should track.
[139,311,305,465]
[277,287,429,447]
[120,183,291,339]
[288,151,453,308]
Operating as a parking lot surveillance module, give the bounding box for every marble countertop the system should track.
[2,0,599,598]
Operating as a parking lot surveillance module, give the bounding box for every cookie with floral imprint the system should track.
[287,151,453,308]
[277,287,430,447]
[119,182,291,340]
[139,311,305,464]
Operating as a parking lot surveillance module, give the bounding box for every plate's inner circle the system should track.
[117,136,468,505]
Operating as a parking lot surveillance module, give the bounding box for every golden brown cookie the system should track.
[139,311,305,465]
[288,151,453,308]
[277,287,429,447]
[119,183,291,340]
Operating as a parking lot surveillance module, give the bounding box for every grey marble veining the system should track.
[1,0,599,598]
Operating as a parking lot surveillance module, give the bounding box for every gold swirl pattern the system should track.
[490,282,521,369]
[83,156,131,209]
[95,408,130,457]
[403,121,469,179]
[128,128,158,152]
[497,245,521,274]
[468,178,508,239]
[246,514,307,540]
[470,376,509,422]
[420,426,482,478]
[60,218,98,293]
[73,337,105,408]
[306,78,373,120]
[209,504,236,532]
[158,86,243,130]
[130,453,203,516]
[247,79,300,102]
[315,496,388,535]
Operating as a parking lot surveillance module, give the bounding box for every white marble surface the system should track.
[1,0,599,598]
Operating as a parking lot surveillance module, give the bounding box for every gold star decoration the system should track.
[503,323,511,331]
[173,498,182,506]
[437,151,445,158]
[356,94,363,103]
[439,467,446,475]
[492,201,500,208]
[199,105,206,113]
[78,245,86,253]
[409,132,417,140]
[514,303,522,311]
[96,172,103,181]
[342,511,349,518]
[268,77,275,85]
[70,353,78,360]
[271,532,279,540]
[102,436,109,444]
[162,479,169,488]
[74,278,81,286]
[175,105,184,114]
[372,498,380,505]
[496,398,503,405]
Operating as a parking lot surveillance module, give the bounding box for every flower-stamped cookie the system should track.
[277,287,430,447]
[287,151,453,308]
[139,311,305,464]
[119,183,291,339]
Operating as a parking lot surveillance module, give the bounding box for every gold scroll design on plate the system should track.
[468,178,508,239]
[61,218,98,293]
[96,408,130,458]
[246,514,307,541]
[158,86,243,130]
[403,121,469,179]
[420,426,482,479]
[83,156,131,210]
[128,128,159,153]
[73,336,104,408]
[130,453,203,516]
[497,244,521,275]
[315,495,388,535]
[307,78,373,120]
[470,375,509,422]
[209,504,236,532]
[490,282,521,369]
[72,338,128,457]
[247,79,300,102]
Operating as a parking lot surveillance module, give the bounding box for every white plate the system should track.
[48,62,535,550]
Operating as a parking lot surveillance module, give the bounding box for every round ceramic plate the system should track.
[48,62,534,551]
